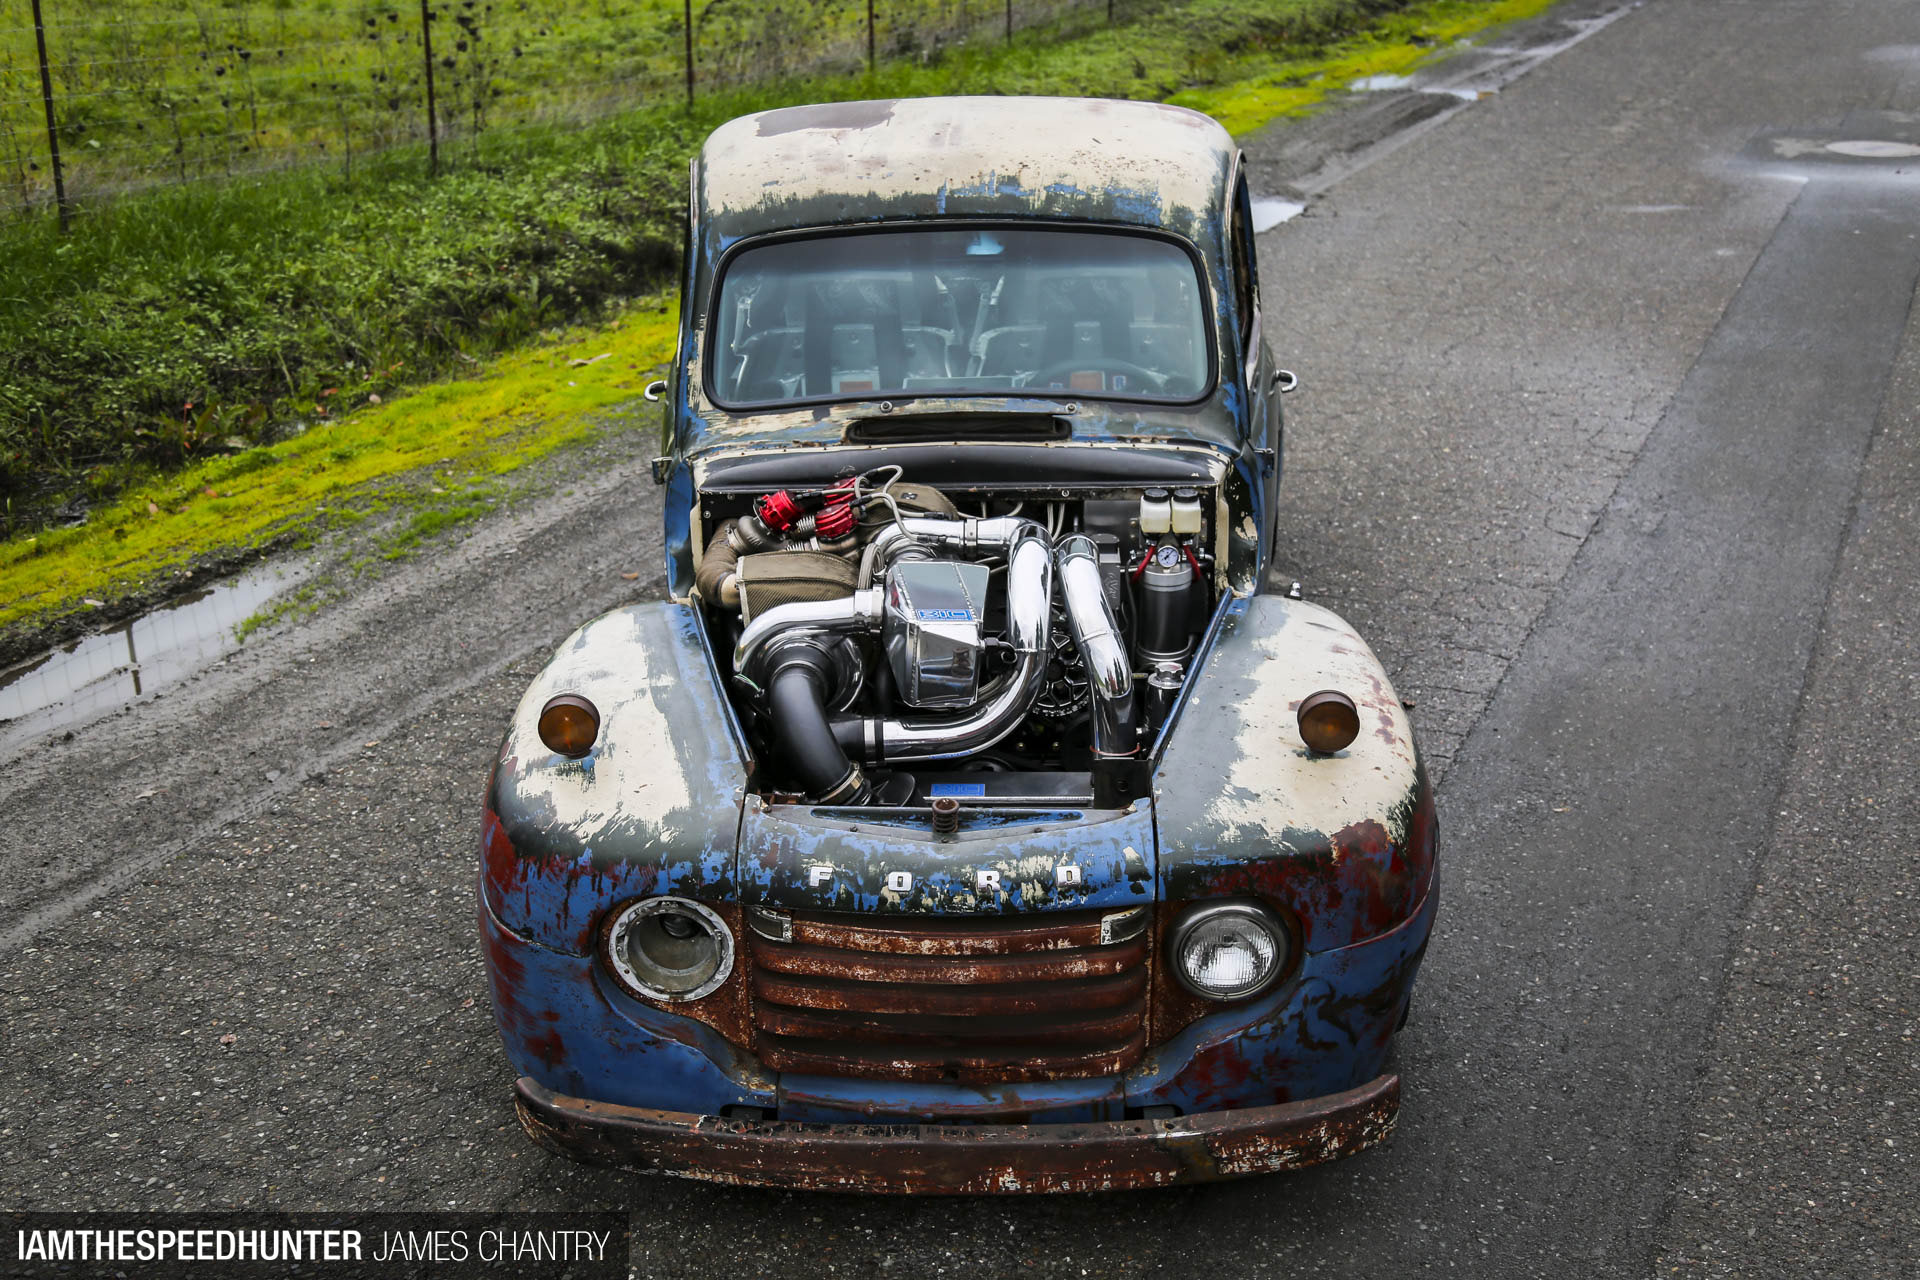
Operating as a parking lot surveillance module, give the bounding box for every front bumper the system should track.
[514,1071,1399,1194]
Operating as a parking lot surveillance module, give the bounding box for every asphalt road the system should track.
[1,0,1915,1276]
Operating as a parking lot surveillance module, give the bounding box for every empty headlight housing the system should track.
[1168,901,1293,1001]
[601,897,734,1003]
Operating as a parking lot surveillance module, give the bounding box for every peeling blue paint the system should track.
[486,876,1435,1124]
[738,801,1156,915]
[485,603,747,952]
[1125,880,1436,1114]
[484,897,774,1115]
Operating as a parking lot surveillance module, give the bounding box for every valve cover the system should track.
[883,560,990,709]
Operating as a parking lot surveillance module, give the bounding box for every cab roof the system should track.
[678,98,1248,468]
[694,96,1238,257]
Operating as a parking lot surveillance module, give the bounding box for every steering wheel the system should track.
[1023,357,1169,394]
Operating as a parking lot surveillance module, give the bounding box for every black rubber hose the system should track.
[767,654,868,804]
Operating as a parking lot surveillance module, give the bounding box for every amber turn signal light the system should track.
[538,694,600,758]
[1297,690,1360,755]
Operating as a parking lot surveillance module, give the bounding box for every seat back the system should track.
[1130,323,1196,374]
[827,324,881,393]
[732,326,805,401]
[970,325,1048,378]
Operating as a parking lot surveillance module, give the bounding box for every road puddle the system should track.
[0,563,302,754]
[1824,139,1920,159]
[1351,73,1416,92]
[1351,71,1493,101]
[1251,198,1305,232]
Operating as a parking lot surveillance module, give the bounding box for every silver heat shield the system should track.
[883,560,990,709]
[1055,534,1139,758]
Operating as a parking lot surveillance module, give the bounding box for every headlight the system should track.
[1168,901,1292,1001]
[601,897,734,1002]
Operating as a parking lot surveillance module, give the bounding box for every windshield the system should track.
[708,226,1211,408]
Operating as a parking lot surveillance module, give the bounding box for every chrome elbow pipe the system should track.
[733,588,884,687]
[1055,534,1138,758]
[866,514,1048,569]
[838,525,1054,763]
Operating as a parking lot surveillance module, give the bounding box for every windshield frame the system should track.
[702,220,1220,415]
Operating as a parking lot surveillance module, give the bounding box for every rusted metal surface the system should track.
[785,910,1118,955]
[749,907,1150,1083]
[514,1072,1400,1194]
[481,94,1440,1188]
[1155,596,1435,953]
[1147,898,1304,1047]
[1126,879,1437,1117]
[480,891,778,1117]
[737,798,1157,915]
[596,900,756,1052]
[484,602,747,954]
[480,593,1437,1138]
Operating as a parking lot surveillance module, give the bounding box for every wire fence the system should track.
[7,0,1161,224]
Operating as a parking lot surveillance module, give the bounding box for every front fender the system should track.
[1154,595,1434,952]
[484,602,748,953]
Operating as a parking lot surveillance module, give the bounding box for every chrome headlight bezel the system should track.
[601,896,735,1003]
[1167,900,1293,1001]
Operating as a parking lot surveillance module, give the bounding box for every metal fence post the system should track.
[29,0,68,231]
[683,0,695,108]
[867,0,876,73]
[420,0,439,175]
[1005,0,1013,44]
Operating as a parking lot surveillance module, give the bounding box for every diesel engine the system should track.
[694,469,1216,808]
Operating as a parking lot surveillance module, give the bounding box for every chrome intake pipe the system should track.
[736,517,1037,687]
[864,514,1047,571]
[1055,534,1138,758]
[733,588,884,691]
[835,524,1054,763]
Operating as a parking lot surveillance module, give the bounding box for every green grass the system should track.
[0,0,1558,643]
[380,492,500,559]
[0,298,676,636]
[9,2,1213,206]
[0,123,689,513]
[0,0,1567,519]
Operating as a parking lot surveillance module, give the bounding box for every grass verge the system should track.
[1172,0,1558,134]
[0,298,675,647]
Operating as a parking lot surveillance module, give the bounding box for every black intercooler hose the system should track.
[765,649,869,804]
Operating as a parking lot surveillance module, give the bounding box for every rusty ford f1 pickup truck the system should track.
[480,96,1437,1193]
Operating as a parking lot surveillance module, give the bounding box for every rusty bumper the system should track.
[514,1073,1399,1194]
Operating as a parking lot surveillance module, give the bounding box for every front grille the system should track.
[747,907,1150,1083]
